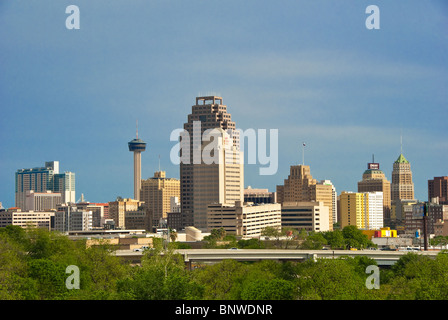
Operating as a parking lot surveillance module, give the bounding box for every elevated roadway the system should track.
[114,248,440,267]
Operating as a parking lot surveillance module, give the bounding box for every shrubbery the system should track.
[1,225,447,300]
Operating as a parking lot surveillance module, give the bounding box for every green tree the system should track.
[192,259,249,300]
[237,238,264,249]
[117,241,202,300]
[27,258,69,300]
[323,229,345,249]
[300,232,327,250]
[241,278,296,300]
[341,225,372,249]
[296,258,368,300]
[261,226,282,248]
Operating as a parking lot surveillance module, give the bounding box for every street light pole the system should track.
[423,203,428,251]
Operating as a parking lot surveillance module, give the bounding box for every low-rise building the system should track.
[55,204,92,232]
[281,201,330,232]
[0,209,54,230]
[207,201,281,237]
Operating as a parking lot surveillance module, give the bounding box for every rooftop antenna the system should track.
[136,120,139,139]
[158,154,161,171]
[372,154,375,163]
[400,130,403,154]
[302,142,306,165]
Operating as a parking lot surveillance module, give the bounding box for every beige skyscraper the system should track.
[140,171,180,227]
[193,128,244,230]
[276,164,334,230]
[180,96,240,228]
[391,153,415,201]
[358,161,391,224]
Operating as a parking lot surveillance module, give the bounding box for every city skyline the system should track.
[1,1,447,208]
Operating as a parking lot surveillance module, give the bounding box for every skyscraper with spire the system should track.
[128,122,146,201]
[391,153,415,201]
[391,136,415,201]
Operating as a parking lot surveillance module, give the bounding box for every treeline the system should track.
[203,225,375,250]
[1,225,448,300]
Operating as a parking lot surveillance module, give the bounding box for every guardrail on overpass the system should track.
[114,248,440,267]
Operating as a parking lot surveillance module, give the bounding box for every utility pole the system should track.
[423,203,428,251]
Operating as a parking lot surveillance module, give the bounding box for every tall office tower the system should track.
[53,171,76,204]
[128,126,146,201]
[193,128,244,230]
[319,180,338,224]
[358,161,391,224]
[15,161,75,210]
[428,176,448,204]
[339,191,384,230]
[391,153,415,201]
[140,171,180,227]
[276,164,334,230]
[180,96,240,228]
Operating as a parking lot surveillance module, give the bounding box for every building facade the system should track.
[140,171,180,227]
[15,161,75,210]
[25,190,62,211]
[108,198,146,230]
[428,176,448,204]
[207,201,281,237]
[192,128,244,230]
[244,187,276,204]
[339,191,384,230]
[358,162,391,224]
[281,201,330,232]
[180,96,239,229]
[55,204,92,232]
[391,153,415,201]
[0,209,54,230]
[276,164,334,230]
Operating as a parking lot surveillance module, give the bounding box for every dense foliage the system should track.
[1,225,447,300]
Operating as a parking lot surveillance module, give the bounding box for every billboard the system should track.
[368,163,380,170]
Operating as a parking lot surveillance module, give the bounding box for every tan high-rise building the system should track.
[358,162,391,223]
[391,153,415,201]
[193,128,244,230]
[108,198,144,229]
[140,171,180,227]
[276,164,334,230]
[180,96,240,228]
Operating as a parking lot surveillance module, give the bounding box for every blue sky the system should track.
[1,0,447,208]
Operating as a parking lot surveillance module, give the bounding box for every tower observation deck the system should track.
[128,125,146,200]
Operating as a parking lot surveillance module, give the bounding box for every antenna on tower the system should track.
[400,130,403,154]
[136,120,139,139]
[372,154,375,163]
[158,154,161,171]
[302,142,306,165]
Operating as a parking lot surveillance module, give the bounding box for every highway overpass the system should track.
[114,248,440,267]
